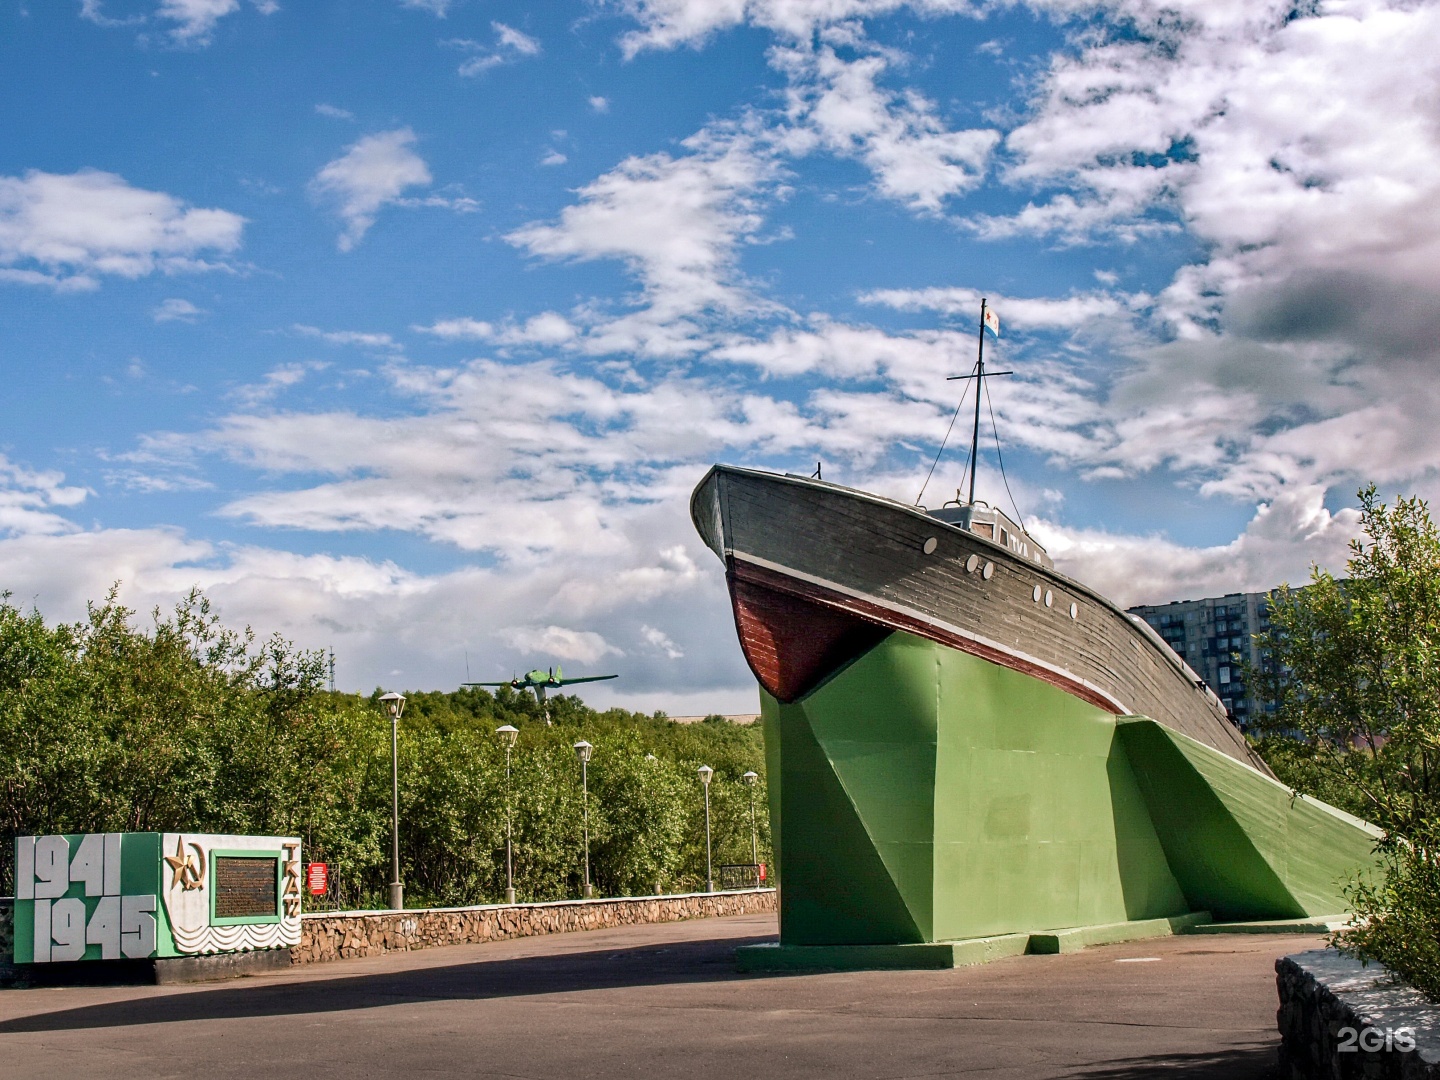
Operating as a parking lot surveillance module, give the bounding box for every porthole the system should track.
[1032,585,1042,602]
[923,537,938,555]
[982,561,994,580]
[1070,602,1078,620]
[965,554,979,573]
[1045,590,1053,608]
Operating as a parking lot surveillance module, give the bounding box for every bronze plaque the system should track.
[214,856,278,919]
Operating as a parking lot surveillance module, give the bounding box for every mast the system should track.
[925,298,1008,510]
[968,298,987,506]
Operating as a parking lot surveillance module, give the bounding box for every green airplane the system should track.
[464,666,618,723]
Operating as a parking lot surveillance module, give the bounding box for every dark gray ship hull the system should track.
[692,464,1267,773]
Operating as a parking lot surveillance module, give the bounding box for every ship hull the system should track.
[692,465,1381,953]
[693,464,1263,769]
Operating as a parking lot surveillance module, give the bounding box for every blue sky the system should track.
[3,0,1437,711]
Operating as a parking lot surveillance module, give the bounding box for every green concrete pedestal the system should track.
[758,632,1382,965]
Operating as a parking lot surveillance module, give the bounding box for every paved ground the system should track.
[0,914,1313,1079]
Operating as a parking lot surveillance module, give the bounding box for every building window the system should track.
[1219,666,1231,684]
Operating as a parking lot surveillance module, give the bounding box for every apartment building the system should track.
[1126,590,1278,732]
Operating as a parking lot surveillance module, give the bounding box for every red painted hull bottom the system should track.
[728,557,1123,714]
[727,560,889,702]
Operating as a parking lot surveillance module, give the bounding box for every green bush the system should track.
[0,591,771,909]
[1340,833,1440,1002]
[1250,487,1440,999]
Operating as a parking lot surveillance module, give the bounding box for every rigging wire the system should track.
[915,361,977,506]
[984,376,1027,534]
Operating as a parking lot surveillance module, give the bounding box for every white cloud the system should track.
[951,0,1440,501]
[1040,486,1359,609]
[506,123,783,354]
[293,323,403,353]
[308,129,433,251]
[618,10,1001,215]
[497,625,622,665]
[490,312,578,347]
[494,22,539,55]
[589,96,611,113]
[401,0,454,14]
[613,0,977,57]
[641,624,685,659]
[230,360,329,406]
[711,320,971,380]
[0,455,90,539]
[414,317,494,341]
[157,0,240,45]
[860,286,1134,329]
[78,1,143,27]
[146,358,818,559]
[152,297,207,323]
[315,103,354,121]
[0,169,244,289]
[540,150,567,166]
[775,42,998,212]
[0,514,754,706]
[452,22,542,77]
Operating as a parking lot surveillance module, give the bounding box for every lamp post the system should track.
[496,725,519,904]
[742,770,759,885]
[573,740,594,898]
[379,691,406,910]
[644,753,660,893]
[698,765,714,893]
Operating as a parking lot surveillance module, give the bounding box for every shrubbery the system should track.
[0,590,770,909]
[1252,487,1440,1000]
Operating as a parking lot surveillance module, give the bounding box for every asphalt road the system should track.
[0,914,1311,1079]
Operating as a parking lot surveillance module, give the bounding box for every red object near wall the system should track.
[306,862,329,896]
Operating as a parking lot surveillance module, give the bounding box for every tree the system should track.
[1253,486,1440,999]
[1,589,772,909]
[1255,487,1440,834]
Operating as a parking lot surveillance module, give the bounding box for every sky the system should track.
[2,0,1437,713]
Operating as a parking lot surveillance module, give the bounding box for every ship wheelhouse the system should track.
[926,498,1054,570]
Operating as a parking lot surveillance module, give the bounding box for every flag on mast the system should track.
[983,304,1000,337]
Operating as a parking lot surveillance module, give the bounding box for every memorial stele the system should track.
[13,832,302,965]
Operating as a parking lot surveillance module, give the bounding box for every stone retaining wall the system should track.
[1278,949,1440,1079]
[292,888,776,965]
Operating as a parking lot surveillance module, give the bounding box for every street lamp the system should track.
[573,740,594,899]
[644,753,660,893]
[496,725,519,904]
[379,691,406,911]
[742,770,759,886]
[698,765,714,893]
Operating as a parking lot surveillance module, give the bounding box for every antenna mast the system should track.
[968,298,988,506]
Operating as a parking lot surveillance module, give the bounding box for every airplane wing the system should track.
[463,681,515,688]
[555,675,619,686]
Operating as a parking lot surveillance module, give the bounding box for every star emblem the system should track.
[164,837,192,890]
[164,837,206,890]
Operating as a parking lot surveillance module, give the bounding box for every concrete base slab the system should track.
[1185,915,1353,935]
[737,912,1215,970]
[1029,911,1213,954]
[736,935,1031,971]
[153,950,294,984]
